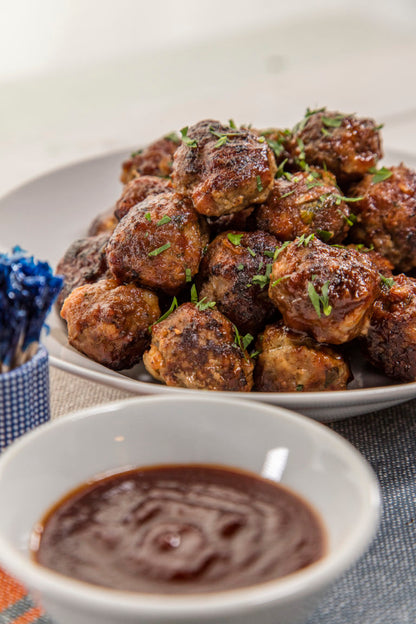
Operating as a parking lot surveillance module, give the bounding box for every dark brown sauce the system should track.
[31,464,326,594]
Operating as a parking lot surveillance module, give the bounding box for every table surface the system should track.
[1,12,416,621]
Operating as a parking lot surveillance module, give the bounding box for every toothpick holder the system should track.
[0,345,50,451]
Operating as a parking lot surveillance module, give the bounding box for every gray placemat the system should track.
[307,400,416,624]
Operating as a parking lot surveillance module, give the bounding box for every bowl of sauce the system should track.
[31,464,326,594]
[0,395,380,624]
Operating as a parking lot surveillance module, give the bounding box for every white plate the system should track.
[1,149,416,421]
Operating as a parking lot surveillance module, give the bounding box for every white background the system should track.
[1,0,416,197]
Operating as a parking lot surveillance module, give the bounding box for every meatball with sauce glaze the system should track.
[172,119,277,217]
[60,278,160,370]
[197,230,280,335]
[114,175,173,221]
[287,109,383,186]
[107,192,208,295]
[254,321,351,392]
[120,135,179,184]
[268,237,380,344]
[56,232,111,310]
[143,302,254,391]
[349,164,416,272]
[256,168,351,243]
[365,274,416,382]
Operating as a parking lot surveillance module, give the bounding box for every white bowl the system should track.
[0,396,380,624]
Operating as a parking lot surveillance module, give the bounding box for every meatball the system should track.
[256,169,351,243]
[254,322,351,392]
[120,135,179,184]
[114,175,172,221]
[198,230,280,335]
[55,233,111,310]
[87,207,118,236]
[287,108,383,185]
[365,274,416,382]
[143,302,253,391]
[172,119,277,216]
[268,237,380,344]
[349,164,416,272]
[106,192,207,294]
[60,278,160,370]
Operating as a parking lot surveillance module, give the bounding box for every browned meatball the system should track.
[268,237,380,344]
[254,322,351,392]
[256,169,351,243]
[106,192,207,294]
[120,135,179,184]
[55,233,111,310]
[365,274,416,381]
[198,230,280,335]
[172,120,277,216]
[344,244,394,275]
[143,302,253,391]
[287,109,383,185]
[349,164,416,272]
[60,278,160,370]
[87,207,118,236]
[114,175,172,221]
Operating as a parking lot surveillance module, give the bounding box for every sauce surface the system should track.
[32,464,325,594]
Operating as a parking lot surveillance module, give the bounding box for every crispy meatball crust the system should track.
[114,175,172,221]
[60,278,160,370]
[120,136,179,184]
[143,302,254,391]
[254,322,351,392]
[349,164,416,272]
[256,169,350,243]
[107,192,207,295]
[172,120,277,217]
[198,230,280,335]
[268,237,380,344]
[56,233,111,310]
[288,109,383,185]
[366,274,416,381]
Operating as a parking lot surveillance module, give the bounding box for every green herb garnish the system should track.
[157,215,171,226]
[227,233,243,246]
[256,175,263,192]
[148,242,171,257]
[185,268,192,282]
[296,384,304,392]
[164,132,180,144]
[369,166,393,184]
[379,273,395,288]
[149,297,178,329]
[144,212,152,222]
[180,126,198,148]
[316,229,333,242]
[307,280,332,318]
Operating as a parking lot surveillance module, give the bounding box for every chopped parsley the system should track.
[296,384,304,392]
[185,268,192,282]
[148,242,171,257]
[237,263,244,271]
[307,280,332,318]
[190,283,216,310]
[369,166,393,184]
[256,175,264,192]
[316,229,333,242]
[227,233,244,246]
[247,246,256,257]
[149,296,178,329]
[379,273,395,288]
[273,241,291,259]
[229,119,237,129]
[130,148,143,157]
[157,215,171,226]
[144,212,152,222]
[234,325,254,353]
[322,114,344,128]
[271,275,289,287]
[180,126,198,148]
[297,233,315,246]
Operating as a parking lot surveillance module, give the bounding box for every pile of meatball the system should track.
[57,109,416,393]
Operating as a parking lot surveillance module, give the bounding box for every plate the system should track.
[1,148,416,421]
